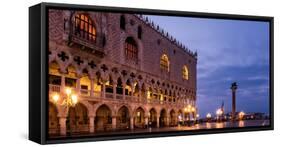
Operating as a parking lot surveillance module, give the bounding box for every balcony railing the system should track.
[80,89,90,96]
[49,84,60,93]
[48,84,182,106]
[105,93,114,99]
[69,25,105,57]
[116,94,123,99]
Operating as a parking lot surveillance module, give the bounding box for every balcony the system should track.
[48,84,183,107]
[49,84,60,93]
[68,25,105,57]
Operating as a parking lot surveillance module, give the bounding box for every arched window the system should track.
[138,26,142,39]
[74,14,96,42]
[182,65,189,80]
[125,37,138,61]
[120,15,126,30]
[160,54,169,72]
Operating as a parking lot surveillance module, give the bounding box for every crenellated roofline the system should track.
[133,14,198,60]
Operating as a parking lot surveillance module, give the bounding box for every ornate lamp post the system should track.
[216,108,223,122]
[231,82,238,122]
[195,114,200,124]
[206,113,212,122]
[238,111,245,120]
[52,87,78,136]
[191,106,196,124]
[184,105,192,126]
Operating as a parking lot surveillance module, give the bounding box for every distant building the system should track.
[48,10,197,136]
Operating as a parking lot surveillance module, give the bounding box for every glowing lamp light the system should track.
[191,107,196,112]
[52,93,60,103]
[239,111,245,119]
[178,115,182,121]
[71,94,78,105]
[216,109,223,116]
[65,87,72,95]
[206,113,212,118]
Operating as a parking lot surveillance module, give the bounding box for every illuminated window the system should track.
[160,54,169,72]
[125,37,138,61]
[182,65,189,80]
[74,14,96,41]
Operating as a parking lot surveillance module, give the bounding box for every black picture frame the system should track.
[29,2,274,144]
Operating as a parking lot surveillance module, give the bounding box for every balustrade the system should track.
[49,84,184,106]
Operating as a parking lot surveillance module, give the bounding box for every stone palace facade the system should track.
[48,9,198,136]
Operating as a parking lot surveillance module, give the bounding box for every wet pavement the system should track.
[49,120,270,139]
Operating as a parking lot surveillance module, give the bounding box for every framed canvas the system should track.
[29,2,274,144]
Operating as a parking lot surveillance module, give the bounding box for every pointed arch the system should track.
[125,37,138,61]
[74,13,97,42]
[182,65,189,80]
[160,108,168,127]
[149,108,157,128]
[48,102,59,135]
[134,107,145,129]
[160,54,169,72]
[125,79,132,95]
[67,103,89,133]
[116,77,124,96]
[169,109,177,126]
[117,105,131,130]
[95,104,112,132]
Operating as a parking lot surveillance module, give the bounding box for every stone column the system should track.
[166,117,170,127]
[89,116,95,133]
[76,77,81,94]
[156,115,160,128]
[90,78,94,97]
[102,83,106,98]
[122,84,126,100]
[112,116,117,130]
[138,90,142,98]
[145,116,149,128]
[145,88,150,103]
[231,82,238,121]
[130,117,134,130]
[131,84,134,97]
[60,75,65,94]
[175,112,179,125]
[113,83,117,99]
[59,117,67,136]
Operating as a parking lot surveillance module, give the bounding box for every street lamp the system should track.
[187,105,192,126]
[216,108,223,122]
[195,114,200,124]
[238,111,245,120]
[206,113,212,122]
[184,105,190,126]
[191,107,196,114]
[191,106,196,124]
[52,93,60,103]
[51,87,79,136]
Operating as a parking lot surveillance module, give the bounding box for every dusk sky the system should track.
[146,15,270,118]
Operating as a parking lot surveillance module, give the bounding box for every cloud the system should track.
[147,15,270,116]
[247,75,269,81]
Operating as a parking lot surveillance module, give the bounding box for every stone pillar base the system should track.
[112,117,117,130]
[130,117,134,130]
[59,117,67,136]
[89,116,95,133]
